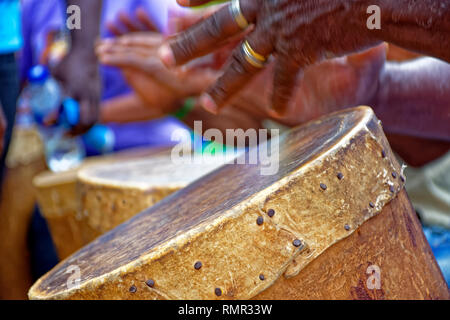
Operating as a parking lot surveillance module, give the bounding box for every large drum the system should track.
[29,107,449,300]
[35,149,225,259]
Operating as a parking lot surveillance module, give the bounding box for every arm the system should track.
[163,0,450,115]
[53,0,102,135]
[362,0,450,62]
[372,57,450,141]
[100,93,163,123]
[67,0,102,57]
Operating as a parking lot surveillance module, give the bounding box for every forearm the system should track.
[372,57,450,141]
[66,0,102,58]
[361,0,450,62]
[100,94,163,123]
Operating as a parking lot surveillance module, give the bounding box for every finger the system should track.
[270,58,302,118]
[135,7,158,32]
[116,32,163,48]
[105,21,124,37]
[159,0,258,67]
[176,0,215,7]
[99,50,157,69]
[96,37,161,61]
[68,98,98,136]
[118,11,141,33]
[347,43,387,69]
[200,30,273,114]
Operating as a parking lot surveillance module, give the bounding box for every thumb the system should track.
[347,43,387,68]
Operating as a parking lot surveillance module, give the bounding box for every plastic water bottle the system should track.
[15,87,34,129]
[27,65,85,172]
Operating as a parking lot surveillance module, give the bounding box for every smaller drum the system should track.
[35,148,226,259]
[76,154,226,245]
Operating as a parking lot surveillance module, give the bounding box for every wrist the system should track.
[356,0,450,61]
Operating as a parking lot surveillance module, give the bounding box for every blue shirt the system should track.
[0,0,23,53]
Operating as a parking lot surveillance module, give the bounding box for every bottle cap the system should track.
[83,125,115,154]
[28,65,50,83]
[61,98,80,127]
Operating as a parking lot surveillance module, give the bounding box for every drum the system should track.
[33,147,168,259]
[0,128,45,299]
[76,154,226,244]
[28,107,449,300]
[35,148,225,259]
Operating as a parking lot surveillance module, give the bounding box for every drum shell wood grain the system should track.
[254,189,449,299]
[0,128,46,299]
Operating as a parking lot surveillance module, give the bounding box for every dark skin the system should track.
[160,0,450,117]
[52,0,102,135]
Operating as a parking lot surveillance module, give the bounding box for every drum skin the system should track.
[28,107,449,300]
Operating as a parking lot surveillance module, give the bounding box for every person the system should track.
[98,35,450,142]
[0,0,22,185]
[50,0,102,135]
[20,0,197,151]
[18,0,195,283]
[96,7,265,134]
[158,0,450,118]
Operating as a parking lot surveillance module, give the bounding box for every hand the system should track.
[159,0,380,117]
[96,31,264,133]
[281,44,387,125]
[105,7,158,36]
[0,106,6,155]
[226,44,387,126]
[52,48,101,135]
[96,33,218,113]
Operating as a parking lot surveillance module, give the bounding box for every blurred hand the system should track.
[96,32,218,113]
[0,106,6,155]
[105,7,158,36]
[98,28,386,129]
[52,48,101,135]
[96,31,264,133]
[224,44,387,126]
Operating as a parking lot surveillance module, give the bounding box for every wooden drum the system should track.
[34,149,225,259]
[29,107,449,300]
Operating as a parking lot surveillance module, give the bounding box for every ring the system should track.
[241,40,267,68]
[230,0,249,30]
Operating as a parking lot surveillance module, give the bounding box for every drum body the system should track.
[34,149,225,259]
[29,107,449,300]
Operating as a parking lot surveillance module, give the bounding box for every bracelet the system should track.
[172,97,196,120]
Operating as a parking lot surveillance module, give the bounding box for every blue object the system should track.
[28,64,50,83]
[24,65,85,172]
[423,226,450,285]
[83,117,191,157]
[61,97,80,127]
[0,0,22,54]
[83,125,115,155]
[27,65,62,125]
